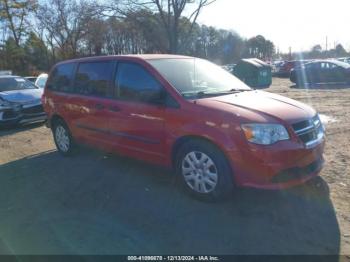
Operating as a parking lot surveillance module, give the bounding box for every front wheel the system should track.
[52,119,75,156]
[175,140,234,201]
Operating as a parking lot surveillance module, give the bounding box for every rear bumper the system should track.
[229,139,325,190]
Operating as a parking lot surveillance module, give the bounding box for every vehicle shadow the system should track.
[0,150,340,256]
[0,122,45,137]
[290,83,350,89]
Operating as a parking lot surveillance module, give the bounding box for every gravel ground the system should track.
[0,78,349,256]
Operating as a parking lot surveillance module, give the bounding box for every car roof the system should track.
[56,54,193,66]
[307,59,350,68]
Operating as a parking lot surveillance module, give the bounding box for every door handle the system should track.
[109,105,121,112]
[95,103,105,110]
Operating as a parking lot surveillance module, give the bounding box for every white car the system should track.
[35,73,48,88]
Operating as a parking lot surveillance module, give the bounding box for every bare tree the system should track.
[0,0,37,47]
[36,0,102,59]
[116,0,216,53]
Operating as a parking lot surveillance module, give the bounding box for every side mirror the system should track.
[141,89,166,105]
[153,90,167,106]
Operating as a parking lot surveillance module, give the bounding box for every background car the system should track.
[275,60,312,77]
[271,61,284,75]
[337,57,350,64]
[222,64,236,74]
[0,75,46,127]
[0,70,12,76]
[290,60,350,86]
[35,73,48,88]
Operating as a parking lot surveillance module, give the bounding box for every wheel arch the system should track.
[171,134,237,190]
[49,114,67,129]
[171,135,232,170]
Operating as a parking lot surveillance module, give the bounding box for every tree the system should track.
[311,44,322,53]
[2,36,25,73]
[24,32,49,73]
[36,0,101,60]
[0,0,37,47]
[120,0,216,53]
[245,35,275,60]
[83,18,108,56]
[335,44,347,57]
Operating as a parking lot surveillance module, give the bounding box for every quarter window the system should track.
[115,62,163,104]
[75,62,114,97]
[47,63,75,92]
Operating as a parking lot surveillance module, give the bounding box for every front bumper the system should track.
[0,104,47,126]
[229,138,325,189]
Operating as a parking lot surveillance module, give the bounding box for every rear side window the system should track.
[47,63,75,92]
[321,62,330,69]
[75,62,114,97]
[115,62,163,103]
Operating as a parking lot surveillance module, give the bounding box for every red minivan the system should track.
[42,55,325,200]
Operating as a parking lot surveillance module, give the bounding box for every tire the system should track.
[290,72,297,84]
[175,140,234,201]
[52,119,76,156]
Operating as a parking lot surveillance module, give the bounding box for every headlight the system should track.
[0,98,11,110]
[241,123,290,145]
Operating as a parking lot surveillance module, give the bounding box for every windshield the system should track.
[0,77,38,92]
[148,58,251,98]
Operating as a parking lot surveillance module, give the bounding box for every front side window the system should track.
[148,58,250,99]
[47,63,75,92]
[115,62,163,104]
[75,62,114,97]
[305,63,316,69]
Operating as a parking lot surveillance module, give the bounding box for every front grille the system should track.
[2,110,20,119]
[292,115,324,148]
[22,105,44,115]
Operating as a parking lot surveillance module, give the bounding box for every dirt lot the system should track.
[0,78,349,256]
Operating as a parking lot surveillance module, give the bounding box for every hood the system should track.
[196,90,316,124]
[0,88,43,104]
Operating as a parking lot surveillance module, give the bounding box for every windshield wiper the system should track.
[196,89,250,97]
[182,88,251,98]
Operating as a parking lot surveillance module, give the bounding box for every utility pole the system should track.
[289,46,292,60]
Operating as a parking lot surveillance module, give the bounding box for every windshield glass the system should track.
[0,77,38,92]
[331,60,350,68]
[148,58,251,98]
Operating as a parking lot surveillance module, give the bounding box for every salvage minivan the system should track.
[42,55,325,200]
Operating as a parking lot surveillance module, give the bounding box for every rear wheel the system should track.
[175,140,234,201]
[52,119,75,156]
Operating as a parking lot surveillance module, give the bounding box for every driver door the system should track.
[106,61,167,164]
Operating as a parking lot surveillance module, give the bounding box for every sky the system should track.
[195,0,350,53]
